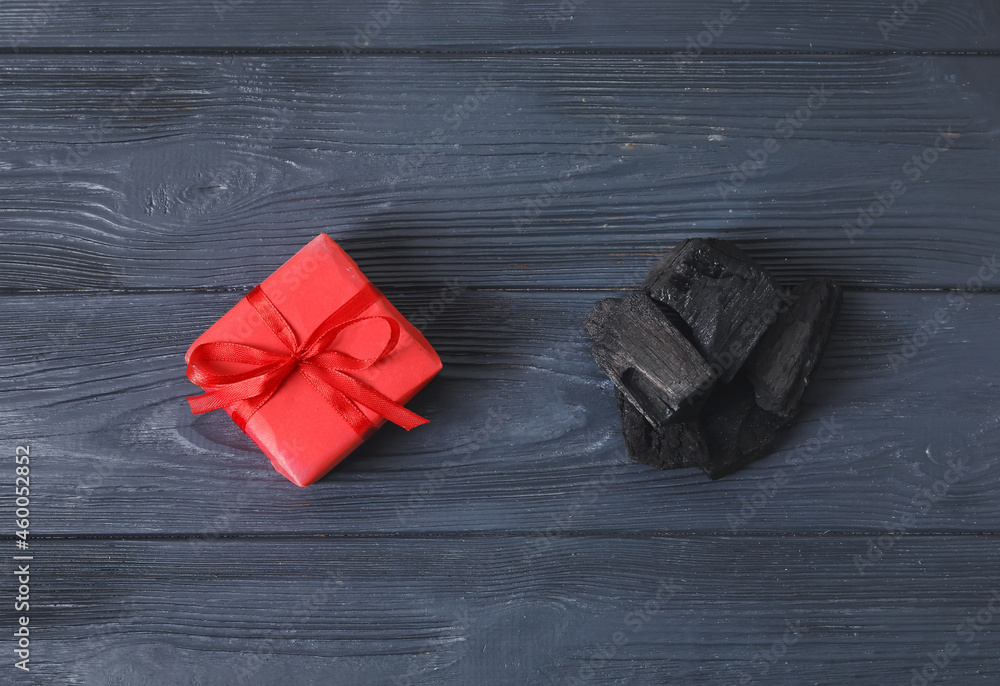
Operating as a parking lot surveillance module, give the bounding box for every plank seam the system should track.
[4,531,999,541]
[1,286,998,296]
[0,48,999,57]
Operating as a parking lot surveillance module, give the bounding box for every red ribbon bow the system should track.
[186,283,428,434]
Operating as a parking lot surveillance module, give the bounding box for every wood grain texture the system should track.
[6,536,999,685]
[1,5,998,682]
[1,54,998,291]
[3,287,998,536]
[0,0,998,52]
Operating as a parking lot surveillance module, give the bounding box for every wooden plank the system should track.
[4,288,1000,536]
[0,1,998,52]
[0,54,998,291]
[9,535,1000,684]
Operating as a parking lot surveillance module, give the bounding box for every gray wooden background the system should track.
[2,1,999,684]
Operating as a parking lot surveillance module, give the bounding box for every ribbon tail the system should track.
[186,390,227,415]
[300,365,429,432]
[187,387,251,415]
[187,361,295,431]
[187,388,282,433]
[332,371,429,430]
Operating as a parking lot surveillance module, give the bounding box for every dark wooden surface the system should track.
[1,1,999,51]
[2,2,999,685]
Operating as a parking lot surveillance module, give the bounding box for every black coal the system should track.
[583,238,841,479]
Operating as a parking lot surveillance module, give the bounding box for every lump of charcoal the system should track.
[584,238,842,479]
[643,238,787,384]
[583,293,717,428]
[695,372,789,480]
[747,277,842,417]
[615,389,707,470]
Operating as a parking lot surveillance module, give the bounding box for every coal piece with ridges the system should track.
[583,293,717,428]
[643,238,787,384]
[585,238,841,480]
[747,277,842,417]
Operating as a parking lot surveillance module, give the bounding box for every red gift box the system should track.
[184,234,442,486]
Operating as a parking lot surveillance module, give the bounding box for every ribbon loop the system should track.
[186,283,428,433]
